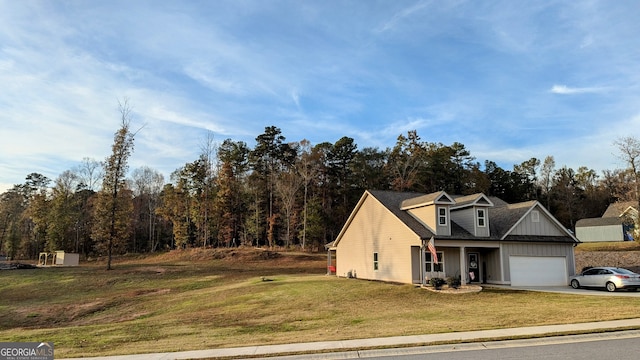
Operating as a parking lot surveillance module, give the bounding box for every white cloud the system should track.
[550,84,609,95]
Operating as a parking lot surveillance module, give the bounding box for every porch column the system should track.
[421,241,426,285]
[460,246,467,286]
[327,249,331,275]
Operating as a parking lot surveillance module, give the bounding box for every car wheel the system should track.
[606,282,617,292]
[570,279,580,289]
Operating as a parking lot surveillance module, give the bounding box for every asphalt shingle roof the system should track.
[366,190,575,243]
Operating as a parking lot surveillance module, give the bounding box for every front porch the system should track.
[413,240,503,286]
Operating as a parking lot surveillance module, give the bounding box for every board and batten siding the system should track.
[336,194,421,284]
[510,208,565,236]
[576,225,624,242]
[500,242,576,283]
[483,249,502,283]
[450,208,474,234]
[450,207,490,237]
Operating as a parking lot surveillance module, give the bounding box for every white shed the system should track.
[575,217,628,242]
[55,251,80,266]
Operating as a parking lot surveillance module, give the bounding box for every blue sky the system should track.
[1,0,639,193]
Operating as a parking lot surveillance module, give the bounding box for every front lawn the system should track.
[2,248,640,358]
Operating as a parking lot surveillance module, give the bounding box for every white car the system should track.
[570,267,640,292]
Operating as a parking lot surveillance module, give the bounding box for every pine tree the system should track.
[92,100,137,270]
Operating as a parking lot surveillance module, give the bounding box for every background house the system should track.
[328,190,579,287]
[575,201,637,242]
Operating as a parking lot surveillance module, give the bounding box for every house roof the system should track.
[363,190,577,243]
[488,201,537,238]
[451,193,494,209]
[602,201,637,218]
[576,217,625,227]
[369,190,436,239]
[399,190,455,210]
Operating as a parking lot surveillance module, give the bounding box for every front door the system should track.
[468,253,479,283]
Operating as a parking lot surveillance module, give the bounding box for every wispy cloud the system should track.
[1,1,640,193]
[375,0,432,34]
[550,84,609,95]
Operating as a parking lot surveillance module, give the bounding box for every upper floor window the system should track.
[438,207,447,226]
[477,208,486,227]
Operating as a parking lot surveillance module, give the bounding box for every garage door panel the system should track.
[509,256,567,286]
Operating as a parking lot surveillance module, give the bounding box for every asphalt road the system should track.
[257,330,640,360]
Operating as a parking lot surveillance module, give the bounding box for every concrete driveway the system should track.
[485,285,640,297]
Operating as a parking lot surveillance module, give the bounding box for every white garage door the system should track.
[509,256,568,286]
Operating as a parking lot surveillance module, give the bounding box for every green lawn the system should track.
[2,248,640,358]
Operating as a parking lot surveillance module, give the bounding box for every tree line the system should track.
[2,112,639,262]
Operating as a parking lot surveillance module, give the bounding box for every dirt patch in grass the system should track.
[4,247,640,358]
[575,250,640,273]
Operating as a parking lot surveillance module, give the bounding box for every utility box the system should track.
[55,251,79,266]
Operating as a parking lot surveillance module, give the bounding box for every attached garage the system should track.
[509,256,568,286]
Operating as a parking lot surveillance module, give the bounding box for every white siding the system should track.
[336,194,421,284]
[576,225,624,242]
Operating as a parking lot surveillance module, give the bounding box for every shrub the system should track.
[447,276,461,289]
[429,277,446,289]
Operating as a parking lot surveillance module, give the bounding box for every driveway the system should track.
[485,285,640,297]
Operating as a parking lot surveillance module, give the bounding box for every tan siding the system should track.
[500,242,576,283]
[511,210,565,236]
[336,194,421,284]
[407,206,436,231]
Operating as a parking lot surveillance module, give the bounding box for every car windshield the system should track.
[611,268,636,275]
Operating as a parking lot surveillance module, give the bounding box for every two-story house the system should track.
[326,190,578,287]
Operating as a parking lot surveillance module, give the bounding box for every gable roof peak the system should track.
[451,193,494,209]
[400,190,455,210]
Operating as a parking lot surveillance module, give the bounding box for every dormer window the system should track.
[438,207,447,225]
[477,209,486,227]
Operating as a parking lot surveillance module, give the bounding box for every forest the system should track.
[1,120,639,261]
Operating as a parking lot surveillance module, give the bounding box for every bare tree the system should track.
[614,136,640,207]
[297,139,318,249]
[614,136,640,239]
[131,166,164,252]
[275,167,302,248]
[539,156,556,208]
[75,157,103,191]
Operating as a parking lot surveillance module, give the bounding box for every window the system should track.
[425,251,444,272]
[583,268,599,276]
[438,207,447,226]
[373,252,379,271]
[531,210,540,223]
[477,208,486,227]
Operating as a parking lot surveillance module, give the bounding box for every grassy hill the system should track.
[2,247,640,358]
